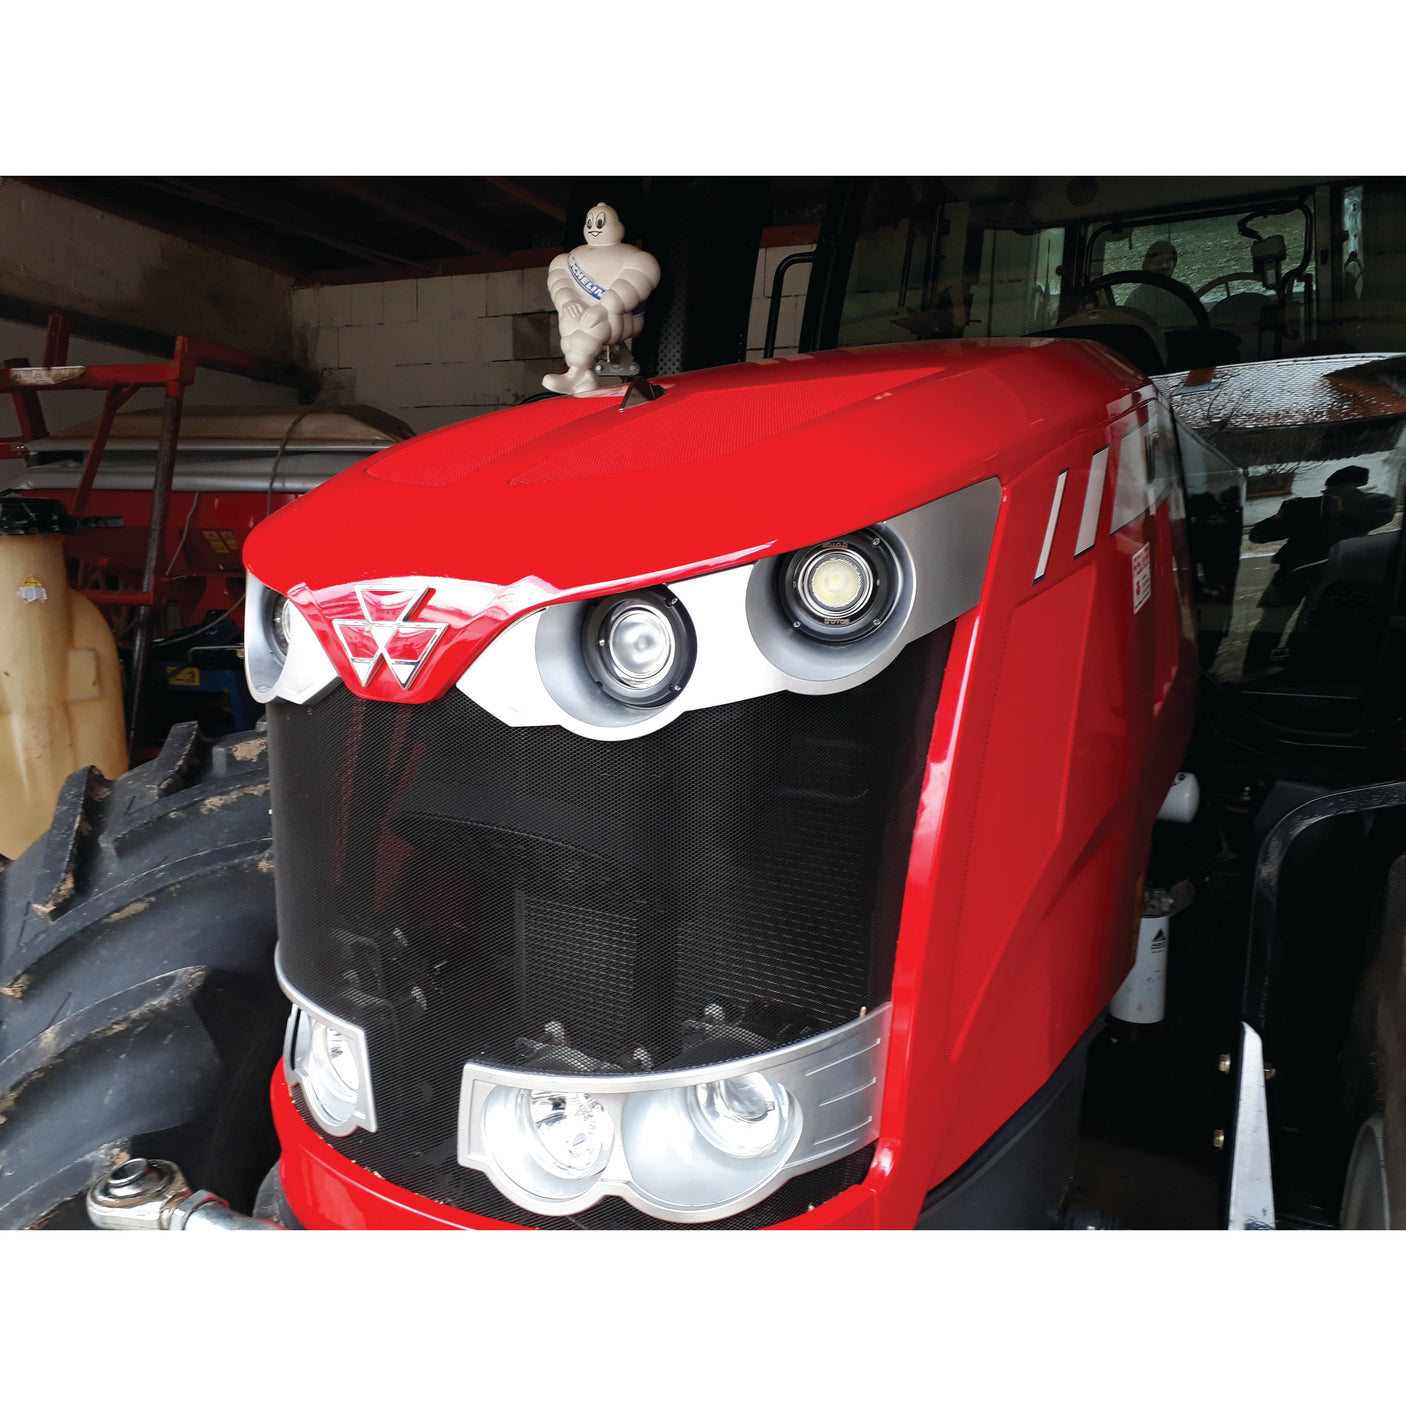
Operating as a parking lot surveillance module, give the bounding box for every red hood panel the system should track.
[247,342,1142,596]
[245,341,1148,700]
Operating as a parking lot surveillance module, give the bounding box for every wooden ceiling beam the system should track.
[483,177,567,226]
[12,177,308,275]
[316,178,511,257]
[137,177,440,273]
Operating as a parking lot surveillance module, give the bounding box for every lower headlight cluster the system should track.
[459,1008,888,1223]
[477,1070,801,1213]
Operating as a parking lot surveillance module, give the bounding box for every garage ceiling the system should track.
[15,177,830,286]
[15,176,571,280]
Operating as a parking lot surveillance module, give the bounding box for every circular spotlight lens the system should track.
[690,1073,793,1159]
[306,1020,360,1124]
[797,547,873,618]
[520,1090,614,1179]
[583,589,695,707]
[605,604,675,686]
[780,530,898,643]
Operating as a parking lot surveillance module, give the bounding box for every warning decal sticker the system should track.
[1132,542,1152,613]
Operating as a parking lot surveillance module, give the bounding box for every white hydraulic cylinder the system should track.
[1111,893,1174,1024]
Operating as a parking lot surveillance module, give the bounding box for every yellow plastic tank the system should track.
[0,534,127,859]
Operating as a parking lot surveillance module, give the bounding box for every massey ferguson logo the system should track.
[328,585,448,690]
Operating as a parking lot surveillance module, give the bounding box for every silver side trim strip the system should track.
[1033,469,1068,582]
[1110,423,1150,534]
[1075,447,1108,555]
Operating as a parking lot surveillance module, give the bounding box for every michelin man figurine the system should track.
[542,203,661,396]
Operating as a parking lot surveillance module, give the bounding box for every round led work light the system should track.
[582,589,695,706]
[780,531,898,642]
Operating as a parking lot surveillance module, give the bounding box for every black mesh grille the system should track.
[271,627,948,1223]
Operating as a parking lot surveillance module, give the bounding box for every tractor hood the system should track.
[244,340,1147,702]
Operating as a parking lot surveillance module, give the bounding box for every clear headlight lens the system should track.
[463,1008,890,1221]
[519,1090,615,1179]
[689,1073,793,1158]
[582,589,694,707]
[604,603,675,687]
[298,1013,368,1132]
[310,1022,360,1101]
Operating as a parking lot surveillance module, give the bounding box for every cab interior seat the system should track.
[1287,530,1399,684]
[1209,291,1278,359]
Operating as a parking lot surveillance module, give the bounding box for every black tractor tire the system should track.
[0,723,282,1229]
[1338,853,1406,1228]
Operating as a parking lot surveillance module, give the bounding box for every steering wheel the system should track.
[1072,271,1211,329]
[1196,272,1260,300]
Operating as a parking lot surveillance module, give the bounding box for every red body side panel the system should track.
[264,341,1198,1228]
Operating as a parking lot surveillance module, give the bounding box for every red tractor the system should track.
[64,337,1194,1230]
[5,176,1404,1230]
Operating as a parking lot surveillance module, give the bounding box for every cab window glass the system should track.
[1091,209,1310,361]
[837,178,1062,345]
[1174,360,1406,734]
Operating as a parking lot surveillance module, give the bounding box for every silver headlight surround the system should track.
[458,1006,888,1224]
[459,477,1002,740]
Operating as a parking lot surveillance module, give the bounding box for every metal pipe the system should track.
[125,381,185,758]
[71,384,140,515]
[763,252,815,359]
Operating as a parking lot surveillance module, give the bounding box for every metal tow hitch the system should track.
[87,1158,283,1231]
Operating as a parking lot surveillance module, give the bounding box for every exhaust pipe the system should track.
[87,1157,283,1231]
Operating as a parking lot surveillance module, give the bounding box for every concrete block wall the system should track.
[0,181,296,364]
[291,265,563,435]
[292,242,818,434]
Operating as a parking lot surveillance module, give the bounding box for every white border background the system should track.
[5,4,1395,1397]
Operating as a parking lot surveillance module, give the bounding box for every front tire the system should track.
[0,724,281,1228]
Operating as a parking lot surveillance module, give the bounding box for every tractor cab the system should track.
[829,178,1403,375]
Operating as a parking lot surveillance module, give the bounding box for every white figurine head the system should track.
[583,203,625,246]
